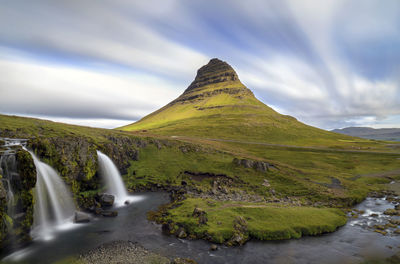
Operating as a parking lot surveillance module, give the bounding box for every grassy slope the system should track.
[0,114,123,144]
[119,79,368,148]
[2,114,400,243]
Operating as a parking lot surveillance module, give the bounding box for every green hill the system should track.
[120,58,351,146]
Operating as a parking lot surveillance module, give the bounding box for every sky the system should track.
[0,0,399,130]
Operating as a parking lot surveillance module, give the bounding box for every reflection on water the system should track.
[2,192,400,264]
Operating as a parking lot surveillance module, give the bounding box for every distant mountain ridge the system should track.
[332,127,400,141]
[120,58,353,146]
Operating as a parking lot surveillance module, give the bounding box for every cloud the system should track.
[0,57,181,122]
[0,1,208,79]
[0,0,399,129]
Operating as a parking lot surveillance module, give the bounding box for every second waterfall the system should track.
[97,151,136,206]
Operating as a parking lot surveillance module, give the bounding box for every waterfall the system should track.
[0,139,24,222]
[97,151,132,206]
[29,151,76,241]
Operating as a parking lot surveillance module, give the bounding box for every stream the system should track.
[1,192,400,264]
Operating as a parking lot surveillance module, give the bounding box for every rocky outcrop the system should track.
[169,58,254,106]
[233,158,275,172]
[192,207,208,225]
[0,147,36,250]
[227,216,248,246]
[26,135,145,209]
[186,58,239,91]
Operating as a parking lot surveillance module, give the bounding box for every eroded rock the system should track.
[74,211,91,223]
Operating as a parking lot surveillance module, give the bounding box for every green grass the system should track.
[160,198,347,243]
[0,114,127,145]
[117,74,395,150]
[1,113,400,245]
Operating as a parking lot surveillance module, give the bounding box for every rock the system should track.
[383,208,399,216]
[13,212,26,221]
[176,227,187,238]
[95,207,103,215]
[394,229,400,234]
[98,193,115,207]
[374,229,387,236]
[389,219,400,225]
[373,225,385,230]
[385,223,398,228]
[124,200,130,205]
[227,216,248,246]
[233,158,273,172]
[198,214,208,225]
[101,210,118,217]
[172,257,198,264]
[74,211,91,223]
[161,222,173,234]
[192,207,206,217]
[370,213,379,217]
[210,244,218,251]
[262,179,270,187]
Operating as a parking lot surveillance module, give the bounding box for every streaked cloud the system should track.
[0,0,399,129]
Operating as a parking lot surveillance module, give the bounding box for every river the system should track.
[2,192,399,264]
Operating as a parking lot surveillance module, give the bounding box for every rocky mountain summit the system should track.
[171,58,254,106]
[186,58,240,91]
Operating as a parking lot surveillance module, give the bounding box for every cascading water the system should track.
[29,152,76,240]
[97,151,138,206]
[0,138,27,224]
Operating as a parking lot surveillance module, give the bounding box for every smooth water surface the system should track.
[2,193,400,264]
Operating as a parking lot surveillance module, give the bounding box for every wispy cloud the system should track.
[0,0,399,129]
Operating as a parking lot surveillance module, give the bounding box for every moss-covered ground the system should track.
[155,198,346,243]
[1,113,400,245]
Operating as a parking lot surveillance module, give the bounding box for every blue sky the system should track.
[0,0,399,129]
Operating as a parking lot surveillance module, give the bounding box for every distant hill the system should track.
[332,127,400,141]
[120,58,353,146]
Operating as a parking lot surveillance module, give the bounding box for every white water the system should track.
[97,151,139,206]
[29,152,76,241]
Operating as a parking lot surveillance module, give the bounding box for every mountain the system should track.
[120,58,349,146]
[332,127,400,141]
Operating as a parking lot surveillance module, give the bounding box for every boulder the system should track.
[74,211,91,223]
[383,209,399,216]
[210,244,218,251]
[176,227,187,238]
[95,207,103,215]
[172,258,197,264]
[389,219,400,225]
[262,179,270,187]
[198,214,208,225]
[162,222,173,234]
[101,210,118,217]
[192,207,206,217]
[374,229,387,236]
[98,193,115,207]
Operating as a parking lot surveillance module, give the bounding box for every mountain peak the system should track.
[185,58,240,93]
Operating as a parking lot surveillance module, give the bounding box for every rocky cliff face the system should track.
[185,58,240,92]
[0,128,146,210]
[27,136,145,209]
[171,58,254,105]
[0,145,36,250]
